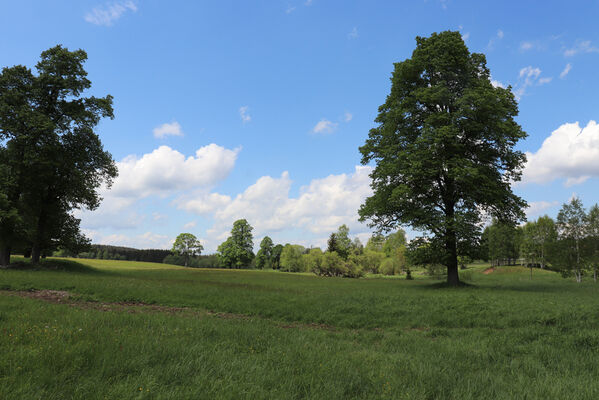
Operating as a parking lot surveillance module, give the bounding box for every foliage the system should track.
[280,244,305,272]
[359,31,527,285]
[312,251,364,278]
[485,220,523,266]
[587,204,599,281]
[552,197,588,282]
[162,254,219,268]
[171,233,203,267]
[302,248,324,273]
[0,46,117,265]
[520,216,557,271]
[217,219,254,268]
[255,236,274,269]
[365,233,385,252]
[271,244,284,270]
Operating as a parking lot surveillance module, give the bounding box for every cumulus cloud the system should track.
[180,166,374,252]
[153,122,183,139]
[312,119,338,134]
[560,63,572,79]
[84,1,137,26]
[239,106,251,123]
[77,144,239,232]
[111,144,239,198]
[564,40,599,57]
[176,192,232,215]
[521,120,599,186]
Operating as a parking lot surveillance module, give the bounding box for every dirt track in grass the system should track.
[0,289,338,331]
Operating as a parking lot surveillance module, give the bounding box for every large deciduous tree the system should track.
[359,31,527,286]
[217,219,254,268]
[0,45,117,265]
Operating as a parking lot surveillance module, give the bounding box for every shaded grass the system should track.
[2,258,599,398]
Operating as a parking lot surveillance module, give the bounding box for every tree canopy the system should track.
[0,45,117,265]
[217,219,255,268]
[359,31,527,286]
[171,233,203,267]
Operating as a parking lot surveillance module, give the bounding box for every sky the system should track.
[2,0,599,252]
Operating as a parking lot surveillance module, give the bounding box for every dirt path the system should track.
[0,289,337,331]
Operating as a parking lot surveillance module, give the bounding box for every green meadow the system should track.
[2,259,599,399]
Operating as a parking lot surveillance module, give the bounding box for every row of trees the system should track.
[212,219,418,278]
[483,197,599,282]
[73,245,172,264]
[0,46,116,265]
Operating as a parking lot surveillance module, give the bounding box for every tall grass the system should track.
[1,258,599,399]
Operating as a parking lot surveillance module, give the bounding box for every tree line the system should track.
[481,197,599,282]
[201,218,429,279]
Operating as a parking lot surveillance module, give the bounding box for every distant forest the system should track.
[55,245,218,267]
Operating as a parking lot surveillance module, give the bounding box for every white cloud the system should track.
[153,122,183,139]
[110,144,240,198]
[343,112,353,122]
[514,66,551,99]
[560,63,572,79]
[348,27,358,39]
[564,40,599,57]
[497,30,504,39]
[84,1,137,26]
[183,221,197,230]
[461,32,470,41]
[305,0,313,5]
[239,106,251,123]
[181,166,374,252]
[285,5,296,14]
[312,119,338,134]
[521,121,599,186]
[176,192,232,215]
[491,79,505,89]
[526,201,559,218]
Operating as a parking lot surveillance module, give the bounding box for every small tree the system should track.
[280,244,305,272]
[171,233,203,267]
[255,236,274,269]
[553,198,588,282]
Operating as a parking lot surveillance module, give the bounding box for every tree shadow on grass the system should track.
[5,258,113,275]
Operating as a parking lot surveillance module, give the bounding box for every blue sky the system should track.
[2,0,599,251]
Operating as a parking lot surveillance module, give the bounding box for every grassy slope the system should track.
[1,258,599,399]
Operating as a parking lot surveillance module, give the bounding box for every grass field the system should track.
[2,258,599,399]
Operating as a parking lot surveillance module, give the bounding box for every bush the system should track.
[313,252,364,278]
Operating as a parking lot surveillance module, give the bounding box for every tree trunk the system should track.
[0,246,10,267]
[31,243,41,264]
[445,228,460,286]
